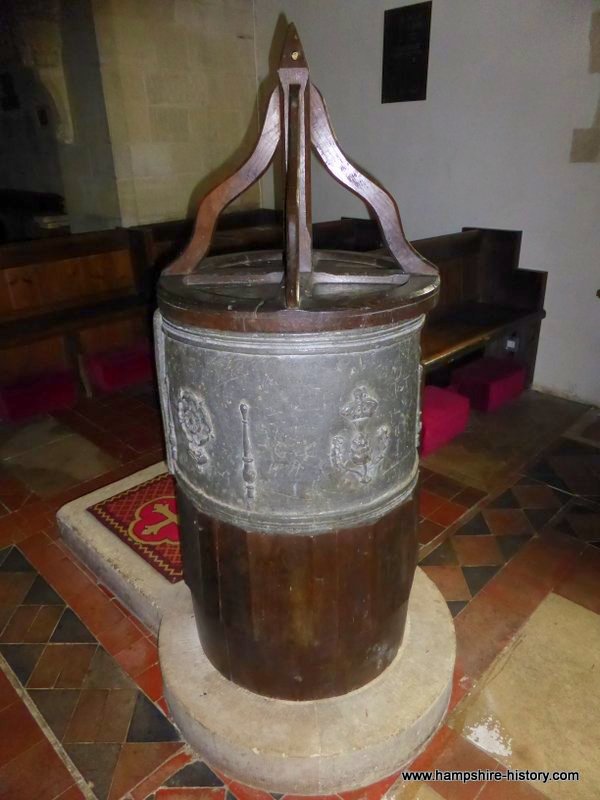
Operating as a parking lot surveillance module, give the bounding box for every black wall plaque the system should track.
[381,2,432,103]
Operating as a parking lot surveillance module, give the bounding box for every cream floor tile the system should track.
[0,417,74,460]
[3,433,119,497]
[389,784,444,800]
[449,592,600,800]
[423,391,589,491]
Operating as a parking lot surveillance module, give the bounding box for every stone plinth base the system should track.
[57,463,175,633]
[160,570,455,795]
[56,475,455,794]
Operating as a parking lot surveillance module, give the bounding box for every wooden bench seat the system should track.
[313,219,546,383]
[0,213,547,401]
[0,210,283,393]
[421,302,544,369]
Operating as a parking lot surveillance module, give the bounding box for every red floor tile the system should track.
[448,667,476,714]
[69,583,128,638]
[421,566,471,602]
[408,725,454,772]
[156,789,225,799]
[284,795,340,800]
[56,785,87,800]
[478,553,549,620]
[225,779,276,800]
[515,530,582,590]
[419,520,445,547]
[482,509,534,537]
[136,661,164,702]
[451,535,503,567]
[0,669,18,712]
[130,750,193,800]
[419,490,446,518]
[108,741,183,800]
[157,696,170,716]
[0,698,45,767]
[428,501,467,527]
[96,611,146,655]
[453,590,525,682]
[114,635,159,679]
[19,533,65,571]
[43,559,98,606]
[0,736,75,800]
[427,728,501,800]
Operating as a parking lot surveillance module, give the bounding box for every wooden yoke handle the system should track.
[164,23,438,288]
[164,89,281,276]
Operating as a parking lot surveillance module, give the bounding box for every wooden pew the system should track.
[0,214,546,403]
[414,227,546,385]
[129,209,283,298]
[311,218,546,384]
[0,229,150,389]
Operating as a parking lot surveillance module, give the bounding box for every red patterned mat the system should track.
[88,472,183,583]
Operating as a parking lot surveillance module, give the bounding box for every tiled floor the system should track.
[0,385,598,800]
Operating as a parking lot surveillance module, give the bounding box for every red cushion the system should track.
[451,357,525,412]
[84,342,153,393]
[421,385,470,457]
[0,371,77,422]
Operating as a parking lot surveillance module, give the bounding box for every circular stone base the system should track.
[159,568,455,795]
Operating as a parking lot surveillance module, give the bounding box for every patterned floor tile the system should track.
[0,736,76,800]
[65,742,121,800]
[23,575,66,606]
[0,546,180,800]
[108,742,183,800]
[29,688,80,740]
[525,438,600,500]
[1,604,63,643]
[461,565,501,597]
[51,608,97,644]
[446,601,468,618]
[0,546,35,572]
[165,760,224,787]
[0,643,44,683]
[27,643,98,689]
[84,646,136,690]
[451,534,503,566]
[0,697,45,766]
[127,692,180,743]
[420,540,458,567]
[418,519,445,547]
[482,508,534,537]
[454,512,491,536]
[548,498,600,546]
[421,566,471,602]
[0,388,596,800]
[555,544,600,615]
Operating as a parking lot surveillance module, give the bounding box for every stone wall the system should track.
[92,0,262,227]
[0,0,120,233]
[0,0,65,199]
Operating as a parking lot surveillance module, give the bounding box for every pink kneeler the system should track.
[0,370,77,422]
[452,357,526,412]
[421,385,470,457]
[83,342,153,393]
